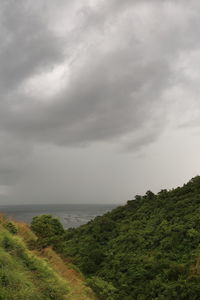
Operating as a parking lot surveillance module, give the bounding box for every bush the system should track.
[31,215,65,248]
[87,276,117,300]
[5,222,18,235]
[31,215,64,238]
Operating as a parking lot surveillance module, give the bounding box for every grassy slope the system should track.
[0,215,97,300]
[39,247,97,300]
[59,176,200,299]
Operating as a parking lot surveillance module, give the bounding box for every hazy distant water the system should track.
[0,204,117,229]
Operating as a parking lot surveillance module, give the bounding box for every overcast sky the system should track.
[0,0,200,205]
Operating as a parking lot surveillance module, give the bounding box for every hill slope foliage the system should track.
[31,176,200,299]
[0,215,97,300]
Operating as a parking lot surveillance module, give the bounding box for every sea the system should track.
[0,204,117,229]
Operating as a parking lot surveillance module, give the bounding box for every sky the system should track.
[0,0,200,205]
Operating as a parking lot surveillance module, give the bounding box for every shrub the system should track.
[31,215,64,240]
[87,276,117,300]
[5,222,18,234]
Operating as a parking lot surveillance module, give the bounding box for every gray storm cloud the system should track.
[0,0,199,201]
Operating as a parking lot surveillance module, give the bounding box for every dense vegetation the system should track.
[32,176,200,299]
[0,217,68,300]
[0,215,97,300]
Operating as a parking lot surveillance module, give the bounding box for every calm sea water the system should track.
[0,204,117,229]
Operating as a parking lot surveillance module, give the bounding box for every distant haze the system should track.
[0,1,200,205]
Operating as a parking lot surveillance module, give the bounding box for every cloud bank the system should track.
[0,0,200,191]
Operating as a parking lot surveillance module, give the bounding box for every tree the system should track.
[31,215,65,248]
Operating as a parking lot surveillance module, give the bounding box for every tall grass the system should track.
[0,226,69,300]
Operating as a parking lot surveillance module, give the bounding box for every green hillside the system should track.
[0,215,97,300]
[37,176,200,299]
[0,219,68,299]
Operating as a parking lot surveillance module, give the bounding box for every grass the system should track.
[38,247,98,300]
[0,215,98,300]
[0,227,69,300]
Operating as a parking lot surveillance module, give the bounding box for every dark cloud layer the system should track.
[0,1,65,92]
[0,0,200,189]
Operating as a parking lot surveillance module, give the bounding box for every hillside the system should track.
[0,215,97,300]
[38,176,200,300]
